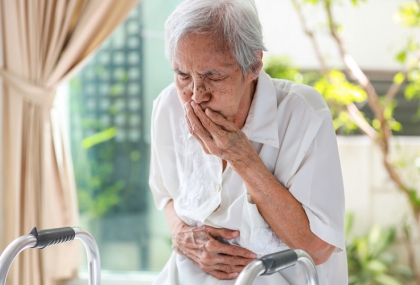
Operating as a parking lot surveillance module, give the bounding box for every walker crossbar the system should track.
[0,227,101,285]
[234,249,319,285]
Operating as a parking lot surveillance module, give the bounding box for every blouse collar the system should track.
[242,70,279,148]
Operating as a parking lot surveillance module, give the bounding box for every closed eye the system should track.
[176,73,190,81]
[173,69,191,81]
[179,75,191,81]
[208,76,226,82]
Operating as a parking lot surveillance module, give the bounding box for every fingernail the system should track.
[191,101,196,108]
[205,108,211,115]
[250,253,257,259]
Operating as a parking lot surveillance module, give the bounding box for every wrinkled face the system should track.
[172,33,258,124]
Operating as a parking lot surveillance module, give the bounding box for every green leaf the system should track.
[389,120,402,132]
[409,189,420,207]
[110,84,123,96]
[395,51,406,63]
[82,127,118,149]
[394,2,420,28]
[314,70,367,105]
[372,119,381,130]
[356,238,368,262]
[374,274,403,285]
[304,0,320,4]
[405,84,417,100]
[366,260,387,273]
[378,252,396,265]
[367,225,395,258]
[130,150,141,162]
[393,72,405,85]
[350,0,366,7]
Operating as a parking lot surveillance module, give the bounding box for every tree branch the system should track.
[324,1,392,154]
[346,103,377,141]
[291,0,329,75]
[385,81,404,106]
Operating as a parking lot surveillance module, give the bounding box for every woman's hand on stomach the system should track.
[173,224,257,280]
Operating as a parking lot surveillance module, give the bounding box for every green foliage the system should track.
[394,2,420,118]
[264,56,366,134]
[69,65,140,218]
[73,138,126,218]
[314,70,368,133]
[313,70,366,105]
[346,213,414,285]
[394,2,420,28]
[409,189,420,208]
[405,70,420,109]
[82,127,118,149]
[349,0,366,6]
[263,55,318,84]
[369,98,402,133]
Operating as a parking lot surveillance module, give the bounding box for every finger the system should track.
[185,244,254,266]
[185,250,243,279]
[207,270,239,280]
[184,103,213,153]
[203,251,256,266]
[204,238,257,259]
[185,102,212,140]
[188,122,211,154]
[191,102,226,138]
[207,264,246,274]
[184,106,211,154]
[205,107,238,132]
[205,226,240,240]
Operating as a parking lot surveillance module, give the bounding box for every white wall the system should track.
[339,136,420,266]
[256,0,418,71]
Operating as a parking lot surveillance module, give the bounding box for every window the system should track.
[67,0,182,277]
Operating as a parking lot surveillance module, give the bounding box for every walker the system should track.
[234,249,319,285]
[0,227,319,285]
[0,227,100,285]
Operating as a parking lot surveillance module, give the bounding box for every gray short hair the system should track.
[164,0,266,74]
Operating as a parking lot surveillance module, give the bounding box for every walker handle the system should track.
[0,227,101,285]
[234,249,319,285]
[29,227,75,249]
[259,249,297,275]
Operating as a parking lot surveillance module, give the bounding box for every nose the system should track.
[191,79,210,104]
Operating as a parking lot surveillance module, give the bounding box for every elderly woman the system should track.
[149,0,347,284]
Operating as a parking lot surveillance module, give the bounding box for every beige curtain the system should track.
[0,0,140,284]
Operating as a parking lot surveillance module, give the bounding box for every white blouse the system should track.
[149,70,348,285]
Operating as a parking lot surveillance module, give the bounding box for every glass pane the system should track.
[68,3,165,273]
[68,0,183,275]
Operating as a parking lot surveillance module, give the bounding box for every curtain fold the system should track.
[1,1,140,284]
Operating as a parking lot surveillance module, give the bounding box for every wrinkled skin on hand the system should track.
[172,224,257,280]
[184,101,259,168]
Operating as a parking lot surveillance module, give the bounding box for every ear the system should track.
[246,50,263,82]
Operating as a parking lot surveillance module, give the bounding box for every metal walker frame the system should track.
[234,249,319,285]
[0,227,319,285]
[0,227,101,285]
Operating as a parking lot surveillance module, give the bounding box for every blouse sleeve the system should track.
[148,97,172,211]
[287,108,345,251]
